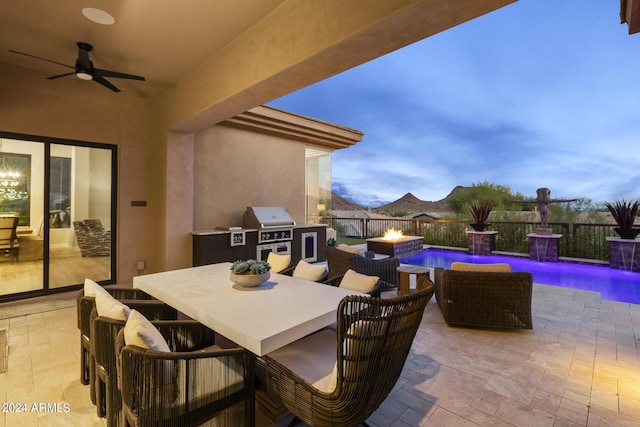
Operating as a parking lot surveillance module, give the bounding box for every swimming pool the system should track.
[401,249,640,304]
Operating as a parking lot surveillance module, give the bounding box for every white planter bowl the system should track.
[230,271,270,288]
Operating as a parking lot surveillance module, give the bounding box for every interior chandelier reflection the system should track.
[0,156,27,201]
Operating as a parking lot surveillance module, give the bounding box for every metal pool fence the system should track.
[321,218,620,262]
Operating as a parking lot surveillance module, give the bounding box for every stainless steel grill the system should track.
[243,206,296,244]
[243,206,296,262]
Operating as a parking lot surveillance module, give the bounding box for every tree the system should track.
[447,181,527,216]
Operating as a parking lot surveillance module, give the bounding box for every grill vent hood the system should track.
[243,206,296,229]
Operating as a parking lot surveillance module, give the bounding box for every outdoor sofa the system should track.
[434,262,533,329]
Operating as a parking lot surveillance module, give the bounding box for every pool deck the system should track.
[1,280,639,426]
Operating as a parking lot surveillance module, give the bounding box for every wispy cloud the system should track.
[269,0,640,206]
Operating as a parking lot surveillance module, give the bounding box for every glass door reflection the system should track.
[0,138,44,296]
[49,145,112,288]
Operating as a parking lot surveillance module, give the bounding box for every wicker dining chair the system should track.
[257,283,434,427]
[91,303,178,426]
[325,246,400,287]
[116,321,255,427]
[434,267,533,329]
[76,285,153,400]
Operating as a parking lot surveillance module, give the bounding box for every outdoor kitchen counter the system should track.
[192,228,257,235]
[192,224,327,267]
[192,223,326,235]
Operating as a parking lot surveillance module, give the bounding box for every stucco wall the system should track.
[193,125,306,229]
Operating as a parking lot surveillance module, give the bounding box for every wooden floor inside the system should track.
[0,247,110,297]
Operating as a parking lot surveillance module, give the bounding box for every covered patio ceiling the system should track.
[1,0,518,130]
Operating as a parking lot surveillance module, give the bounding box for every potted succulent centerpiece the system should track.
[605,199,640,239]
[469,202,493,232]
[230,259,271,287]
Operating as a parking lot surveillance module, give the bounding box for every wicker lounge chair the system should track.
[257,283,434,427]
[116,321,255,427]
[325,246,400,287]
[434,267,533,329]
[91,304,178,426]
[76,286,154,399]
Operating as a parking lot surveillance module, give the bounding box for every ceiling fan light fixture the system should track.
[76,72,93,81]
[82,8,115,25]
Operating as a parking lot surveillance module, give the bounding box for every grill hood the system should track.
[243,206,296,229]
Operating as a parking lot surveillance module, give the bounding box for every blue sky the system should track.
[268,0,640,207]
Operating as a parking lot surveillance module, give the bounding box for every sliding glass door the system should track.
[0,134,116,301]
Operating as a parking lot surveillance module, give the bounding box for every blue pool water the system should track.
[401,249,640,304]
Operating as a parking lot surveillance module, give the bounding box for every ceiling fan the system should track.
[10,42,145,92]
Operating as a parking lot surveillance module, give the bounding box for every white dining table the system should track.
[133,262,363,356]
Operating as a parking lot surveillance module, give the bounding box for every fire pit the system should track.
[366,228,423,258]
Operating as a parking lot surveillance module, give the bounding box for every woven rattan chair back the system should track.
[117,322,255,427]
[91,303,178,427]
[325,246,400,286]
[76,287,153,403]
[261,282,434,427]
[325,246,354,279]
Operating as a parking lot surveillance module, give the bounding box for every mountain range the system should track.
[332,186,468,213]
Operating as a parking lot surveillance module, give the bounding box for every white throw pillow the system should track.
[292,260,327,282]
[267,252,291,273]
[83,278,104,297]
[339,269,378,293]
[124,309,170,352]
[94,290,130,320]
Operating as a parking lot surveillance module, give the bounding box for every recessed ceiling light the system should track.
[82,8,115,25]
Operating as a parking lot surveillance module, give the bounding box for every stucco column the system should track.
[164,130,195,270]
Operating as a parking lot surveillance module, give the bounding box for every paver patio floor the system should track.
[1,283,639,426]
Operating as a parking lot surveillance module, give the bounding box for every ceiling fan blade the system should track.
[9,49,74,70]
[47,72,76,80]
[93,75,120,92]
[94,68,145,81]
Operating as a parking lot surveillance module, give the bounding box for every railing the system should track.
[321,217,620,262]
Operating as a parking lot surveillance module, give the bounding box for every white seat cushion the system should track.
[267,252,291,273]
[267,329,337,393]
[124,309,170,352]
[292,260,327,282]
[339,269,378,293]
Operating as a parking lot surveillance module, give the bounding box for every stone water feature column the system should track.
[606,237,640,272]
[466,231,497,255]
[527,233,562,262]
